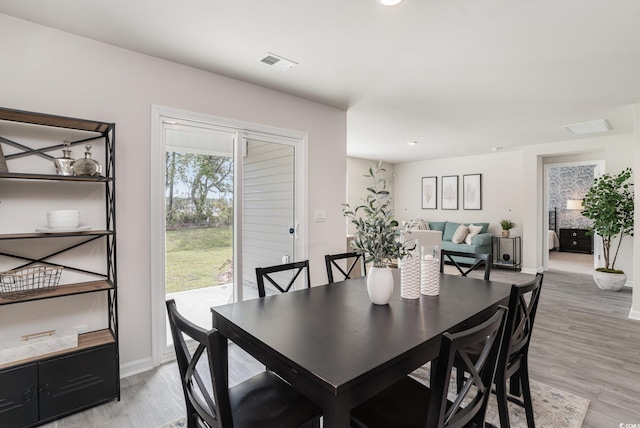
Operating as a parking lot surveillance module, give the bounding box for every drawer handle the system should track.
[572,232,578,237]
[39,384,50,399]
[572,241,578,246]
[22,388,36,402]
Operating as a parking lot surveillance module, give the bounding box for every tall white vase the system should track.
[367,266,394,305]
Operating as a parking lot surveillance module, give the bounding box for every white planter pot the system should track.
[593,270,626,292]
[367,266,394,305]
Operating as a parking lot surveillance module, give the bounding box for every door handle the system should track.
[288,222,300,240]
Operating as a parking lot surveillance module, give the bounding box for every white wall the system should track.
[394,151,524,236]
[633,103,640,319]
[0,14,347,374]
[345,157,395,237]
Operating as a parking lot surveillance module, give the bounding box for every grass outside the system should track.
[165,227,232,293]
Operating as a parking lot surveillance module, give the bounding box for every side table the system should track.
[492,235,522,271]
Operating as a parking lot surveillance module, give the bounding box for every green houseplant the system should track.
[581,167,634,291]
[343,162,408,304]
[499,219,517,237]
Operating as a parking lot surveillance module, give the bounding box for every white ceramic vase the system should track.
[367,266,394,305]
[593,270,626,292]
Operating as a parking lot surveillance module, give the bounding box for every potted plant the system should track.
[343,161,409,304]
[581,167,634,291]
[499,219,517,237]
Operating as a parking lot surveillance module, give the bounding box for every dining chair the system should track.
[166,299,322,428]
[255,260,310,298]
[440,249,493,281]
[324,251,366,283]
[351,306,508,428]
[455,272,544,428]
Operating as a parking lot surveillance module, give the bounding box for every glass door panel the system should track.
[240,137,296,299]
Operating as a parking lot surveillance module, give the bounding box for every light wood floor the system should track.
[42,268,639,427]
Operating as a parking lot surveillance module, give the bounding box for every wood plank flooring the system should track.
[42,268,640,427]
[488,268,640,427]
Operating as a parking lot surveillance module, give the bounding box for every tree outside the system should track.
[165,152,233,293]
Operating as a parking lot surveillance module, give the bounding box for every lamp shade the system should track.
[566,199,584,210]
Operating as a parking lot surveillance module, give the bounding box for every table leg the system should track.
[322,396,351,428]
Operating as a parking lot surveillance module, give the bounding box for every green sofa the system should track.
[427,221,493,263]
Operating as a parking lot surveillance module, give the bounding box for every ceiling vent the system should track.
[260,53,298,71]
[561,119,610,135]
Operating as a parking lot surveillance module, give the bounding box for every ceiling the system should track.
[1,0,639,163]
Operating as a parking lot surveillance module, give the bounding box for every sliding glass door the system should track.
[150,106,306,364]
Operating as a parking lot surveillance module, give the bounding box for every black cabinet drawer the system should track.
[561,229,589,239]
[0,364,38,428]
[39,344,118,421]
[559,229,592,254]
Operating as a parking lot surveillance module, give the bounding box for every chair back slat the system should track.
[166,299,232,428]
[501,273,544,373]
[428,306,508,428]
[440,249,492,280]
[256,260,311,297]
[324,252,366,283]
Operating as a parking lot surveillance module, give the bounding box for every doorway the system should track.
[150,106,307,365]
[543,160,603,273]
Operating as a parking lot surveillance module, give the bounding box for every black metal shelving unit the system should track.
[0,107,119,427]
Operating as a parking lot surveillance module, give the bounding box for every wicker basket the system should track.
[0,264,63,299]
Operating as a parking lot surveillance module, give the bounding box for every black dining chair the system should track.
[440,249,493,281]
[455,273,544,428]
[324,251,366,283]
[255,260,311,298]
[351,306,508,428]
[166,299,322,428]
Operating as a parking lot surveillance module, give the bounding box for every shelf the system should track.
[0,230,113,240]
[493,261,520,267]
[0,172,110,182]
[0,107,119,422]
[0,107,112,134]
[0,329,115,371]
[0,280,113,306]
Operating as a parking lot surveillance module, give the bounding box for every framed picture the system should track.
[421,176,437,209]
[463,174,482,210]
[441,175,458,210]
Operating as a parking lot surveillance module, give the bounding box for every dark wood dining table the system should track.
[211,274,512,428]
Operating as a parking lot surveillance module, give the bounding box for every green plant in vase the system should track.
[581,168,634,291]
[499,219,517,237]
[343,161,408,304]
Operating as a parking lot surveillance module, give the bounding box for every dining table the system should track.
[211,273,512,428]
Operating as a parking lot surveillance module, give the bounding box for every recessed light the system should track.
[407,141,418,146]
[492,147,504,152]
[379,0,403,5]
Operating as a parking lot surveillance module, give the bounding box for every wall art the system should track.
[441,175,458,210]
[421,176,437,209]
[463,173,482,210]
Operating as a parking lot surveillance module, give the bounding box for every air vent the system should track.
[260,52,298,71]
[562,119,610,135]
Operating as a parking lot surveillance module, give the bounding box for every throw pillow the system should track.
[416,220,430,230]
[465,224,483,245]
[451,224,469,244]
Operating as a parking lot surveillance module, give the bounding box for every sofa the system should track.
[409,221,493,264]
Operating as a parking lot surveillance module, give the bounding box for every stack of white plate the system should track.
[47,210,79,229]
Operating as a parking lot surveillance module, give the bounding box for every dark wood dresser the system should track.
[559,228,593,254]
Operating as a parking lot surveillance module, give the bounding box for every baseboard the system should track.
[520,267,539,275]
[629,306,640,321]
[120,357,154,378]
